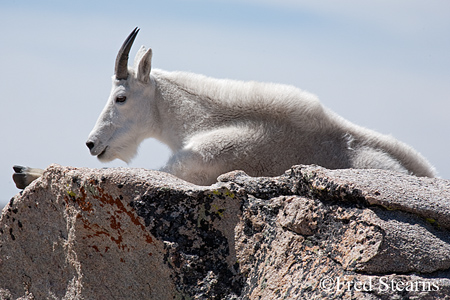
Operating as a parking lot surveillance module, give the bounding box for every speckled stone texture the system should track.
[1,164,450,299]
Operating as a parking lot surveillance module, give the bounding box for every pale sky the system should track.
[1,0,449,208]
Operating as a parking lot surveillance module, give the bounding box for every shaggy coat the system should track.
[85,29,436,185]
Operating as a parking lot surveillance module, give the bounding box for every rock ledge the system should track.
[1,164,450,299]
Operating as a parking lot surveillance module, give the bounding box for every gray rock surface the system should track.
[1,164,450,299]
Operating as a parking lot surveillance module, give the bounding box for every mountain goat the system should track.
[13,27,436,189]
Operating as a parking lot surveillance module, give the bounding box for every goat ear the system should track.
[136,46,153,83]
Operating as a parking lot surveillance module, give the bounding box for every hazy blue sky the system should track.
[1,1,449,208]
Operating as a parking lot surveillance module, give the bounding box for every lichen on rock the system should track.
[1,164,450,299]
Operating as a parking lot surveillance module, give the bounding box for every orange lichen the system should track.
[67,184,154,254]
[92,187,153,244]
[64,186,93,213]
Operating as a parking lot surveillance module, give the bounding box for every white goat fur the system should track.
[84,43,436,185]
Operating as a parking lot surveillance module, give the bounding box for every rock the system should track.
[1,164,450,299]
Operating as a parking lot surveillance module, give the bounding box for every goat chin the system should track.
[101,144,139,165]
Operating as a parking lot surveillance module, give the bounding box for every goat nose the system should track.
[86,141,95,150]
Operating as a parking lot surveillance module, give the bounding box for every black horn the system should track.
[115,27,140,80]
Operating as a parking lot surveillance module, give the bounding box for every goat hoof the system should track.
[12,165,45,189]
[13,173,29,190]
[13,165,28,173]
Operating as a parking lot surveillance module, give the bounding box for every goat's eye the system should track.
[116,96,127,103]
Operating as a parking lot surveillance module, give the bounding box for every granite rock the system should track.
[1,164,449,299]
